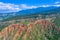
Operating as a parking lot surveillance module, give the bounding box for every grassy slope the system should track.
[53,17,60,27]
[0,19,60,40]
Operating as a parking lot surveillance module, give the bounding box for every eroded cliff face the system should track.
[0,19,60,40]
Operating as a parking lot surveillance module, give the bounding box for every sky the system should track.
[0,0,60,13]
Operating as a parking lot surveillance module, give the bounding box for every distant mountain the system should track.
[0,6,59,16]
[0,6,60,21]
[17,6,58,15]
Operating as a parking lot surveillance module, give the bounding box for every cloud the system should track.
[55,2,60,4]
[20,4,38,9]
[0,2,60,13]
[53,4,60,7]
[0,3,38,13]
[39,5,51,7]
[0,2,21,13]
[20,4,60,10]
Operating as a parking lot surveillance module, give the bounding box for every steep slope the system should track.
[0,19,60,40]
[53,17,60,27]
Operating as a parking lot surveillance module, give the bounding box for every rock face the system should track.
[0,19,60,40]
